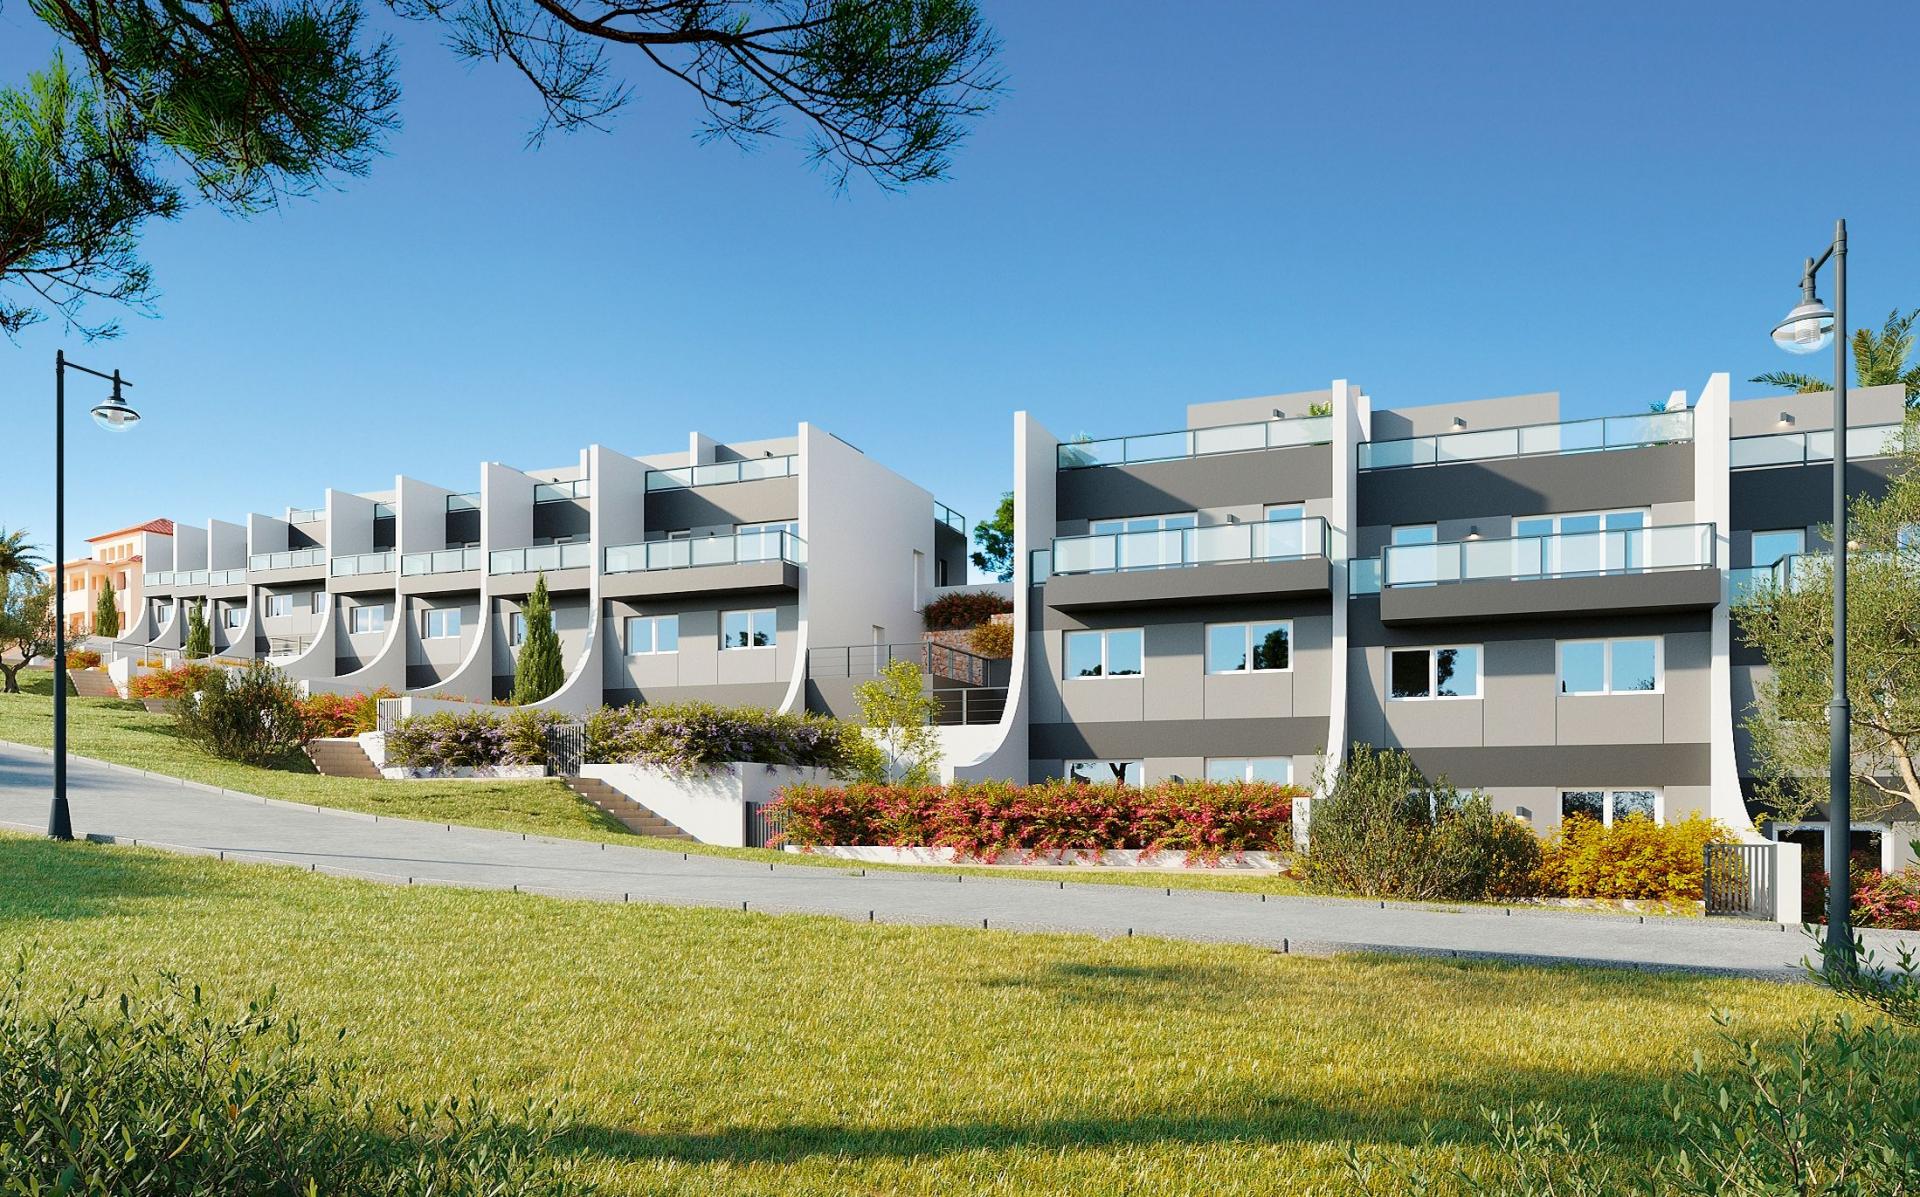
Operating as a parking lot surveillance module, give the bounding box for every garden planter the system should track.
[787,845,1288,870]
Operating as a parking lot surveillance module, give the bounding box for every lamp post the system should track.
[1769,218,1849,971]
[49,351,142,842]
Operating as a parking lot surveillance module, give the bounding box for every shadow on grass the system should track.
[976,960,1252,1007]
[0,837,243,923]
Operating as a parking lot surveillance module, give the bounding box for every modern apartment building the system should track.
[118,426,975,719]
[952,376,1912,841]
[48,518,174,637]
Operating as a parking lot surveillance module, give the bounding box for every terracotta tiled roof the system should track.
[86,517,175,542]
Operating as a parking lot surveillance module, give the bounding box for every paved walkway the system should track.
[1,741,1905,978]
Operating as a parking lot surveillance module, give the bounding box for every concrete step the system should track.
[305,739,381,779]
[562,776,694,840]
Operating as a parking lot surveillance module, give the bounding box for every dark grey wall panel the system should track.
[1378,569,1720,625]
[1056,446,1333,522]
[1030,716,1330,760]
[604,682,790,709]
[1399,744,1710,787]
[372,516,396,551]
[1045,558,1328,611]
[532,500,591,541]
[1358,442,1693,526]
[1041,593,1331,631]
[1348,605,1708,648]
[644,478,799,531]
[445,509,480,546]
[1729,460,1897,532]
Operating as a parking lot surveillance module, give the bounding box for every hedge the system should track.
[1535,813,1738,902]
[384,708,563,769]
[583,701,862,775]
[772,778,1301,863]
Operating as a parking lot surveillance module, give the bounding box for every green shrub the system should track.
[583,701,865,776]
[173,660,304,764]
[511,574,564,705]
[921,589,1013,631]
[183,600,213,660]
[1303,743,1539,900]
[0,958,584,1195]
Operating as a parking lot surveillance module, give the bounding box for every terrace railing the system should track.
[401,548,483,576]
[446,492,480,512]
[488,542,591,575]
[1050,518,1329,576]
[329,551,397,578]
[1729,422,1904,469]
[533,479,591,503]
[808,640,993,686]
[604,530,805,573]
[1058,414,1332,470]
[936,501,966,532]
[1382,523,1714,588]
[249,547,326,572]
[286,506,324,524]
[1359,410,1693,471]
[646,455,796,491]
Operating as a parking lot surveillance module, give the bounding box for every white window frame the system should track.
[1263,503,1304,522]
[265,594,292,619]
[1558,787,1664,827]
[223,606,245,629]
[422,608,461,639]
[1205,620,1293,675]
[349,604,385,635]
[1205,757,1293,784]
[311,592,326,615]
[510,612,526,647]
[625,614,679,656]
[1062,628,1145,680]
[1749,527,1806,567]
[1065,759,1144,786]
[1512,508,1650,537]
[722,608,777,650]
[1088,512,1197,535]
[1387,645,1482,701]
[1556,637,1663,696]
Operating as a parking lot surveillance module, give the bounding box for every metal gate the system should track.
[744,801,787,849]
[543,721,585,776]
[1704,843,1777,920]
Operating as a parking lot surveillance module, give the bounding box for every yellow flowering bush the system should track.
[1536,812,1738,901]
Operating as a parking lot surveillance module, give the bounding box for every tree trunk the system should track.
[0,662,20,693]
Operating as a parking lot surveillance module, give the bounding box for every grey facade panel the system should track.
[1040,593,1330,632]
[490,566,593,597]
[1044,558,1329,612]
[604,682,790,709]
[1396,744,1710,788]
[445,509,480,547]
[531,499,591,542]
[643,478,799,532]
[1377,569,1721,625]
[399,571,482,597]
[1030,716,1330,760]
[1055,446,1333,523]
[1729,460,1897,532]
[1348,603,1709,649]
[1358,442,1694,527]
[600,560,799,600]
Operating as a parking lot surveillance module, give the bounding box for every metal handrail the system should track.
[1058,415,1332,470]
[1359,409,1693,471]
[808,641,994,686]
[930,685,1008,727]
[1050,517,1329,576]
[1729,422,1903,469]
[330,551,397,577]
[286,506,324,523]
[646,455,796,491]
[265,634,313,658]
[533,479,591,503]
[401,547,482,576]
[604,530,806,573]
[488,541,591,575]
[1381,523,1715,588]
[249,547,326,572]
[936,501,966,532]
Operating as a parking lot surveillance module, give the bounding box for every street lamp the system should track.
[49,351,142,842]
[1769,219,1849,970]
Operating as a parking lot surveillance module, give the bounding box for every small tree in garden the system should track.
[0,577,53,693]
[174,660,303,764]
[854,659,943,784]
[511,574,563,705]
[183,600,212,659]
[92,575,119,639]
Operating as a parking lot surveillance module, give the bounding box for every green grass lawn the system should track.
[0,832,1843,1195]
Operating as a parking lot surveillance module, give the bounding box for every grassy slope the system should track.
[0,832,1840,1196]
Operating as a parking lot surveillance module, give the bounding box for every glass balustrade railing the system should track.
[646,455,796,491]
[604,530,806,573]
[143,570,173,586]
[1049,518,1330,575]
[1350,558,1382,595]
[488,542,592,575]
[533,479,592,503]
[249,547,326,572]
[207,568,246,586]
[1382,523,1714,588]
[1057,415,1333,470]
[1729,423,1904,469]
[286,507,324,524]
[1360,409,1692,471]
[373,502,395,519]
[1029,548,1053,583]
[167,570,210,587]
[936,502,966,532]
[330,551,397,577]
[401,548,482,576]
[446,492,480,512]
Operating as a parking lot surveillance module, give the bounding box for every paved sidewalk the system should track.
[1,741,1902,978]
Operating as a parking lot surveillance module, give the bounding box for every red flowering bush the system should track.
[65,649,102,670]
[294,687,397,741]
[1806,852,1920,929]
[772,778,1300,864]
[128,664,215,700]
[920,590,1013,631]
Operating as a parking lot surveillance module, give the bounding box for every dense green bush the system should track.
[173,661,304,764]
[0,961,584,1195]
[921,589,1013,630]
[583,701,865,775]
[1303,744,1539,900]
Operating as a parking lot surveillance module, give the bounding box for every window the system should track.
[722,608,777,649]
[311,592,326,615]
[1751,528,1805,567]
[1391,524,1437,546]
[1388,645,1480,699]
[510,612,526,647]
[154,601,173,624]
[1206,621,1292,673]
[1557,638,1661,695]
[1206,757,1292,784]
[422,609,461,639]
[349,605,385,635]
[1066,759,1143,786]
[1514,509,1649,575]
[1064,628,1144,678]
[625,614,679,655]
[223,606,245,629]
[1560,788,1661,826]
[1089,512,1197,535]
[265,594,292,618]
[1513,509,1648,538]
[1263,504,1304,522]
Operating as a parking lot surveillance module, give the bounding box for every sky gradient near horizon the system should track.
[3,0,1916,572]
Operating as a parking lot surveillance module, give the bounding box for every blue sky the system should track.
[3,0,1916,571]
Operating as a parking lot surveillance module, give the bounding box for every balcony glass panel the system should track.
[446,492,480,512]
[208,569,246,586]
[1361,409,1693,470]
[329,551,397,577]
[143,570,173,586]
[1049,518,1329,575]
[487,542,591,575]
[1729,422,1903,469]
[1382,524,1713,587]
[935,502,966,532]
[603,531,806,573]
[1349,558,1382,595]
[372,502,395,519]
[1058,415,1332,469]
[646,455,797,490]
[401,548,481,576]
[533,479,591,503]
[249,547,326,571]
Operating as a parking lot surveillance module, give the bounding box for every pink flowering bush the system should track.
[772,778,1300,864]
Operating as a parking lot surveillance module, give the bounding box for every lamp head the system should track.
[1772,298,1836,355]
[90,372,141,432]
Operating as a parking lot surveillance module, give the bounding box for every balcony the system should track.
[1058,414,1332,470]
[373,501,395,519]
[1730,423,1903,469]
[143,570,173,587]
[936,501,966,533]
[1377,523,1719,624]
[646,455,796,491]
[401,548,482,577]
[446,492,480,512]
[286,506,324,524]
[207,568,246,587]
[534,479,591,502]
[488,542,591,576]
[249,547,326,573]
[601,530,804,598]
[1042,518,1331,609]
[329,551,396,579]
[1360,410,1692,471]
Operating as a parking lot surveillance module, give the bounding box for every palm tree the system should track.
[0,528,45,604]
[1751,308,1920,407]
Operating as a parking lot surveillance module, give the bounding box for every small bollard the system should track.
[741,901,748,911]
[1282,938,1289,954]
[982,918,988,929]
[869,910,874,922]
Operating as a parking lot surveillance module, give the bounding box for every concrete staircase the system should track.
[68,671,120,699]
[563,775,693,840]
[305,738,382,780]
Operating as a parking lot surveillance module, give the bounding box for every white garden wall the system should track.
[580,762,829,846]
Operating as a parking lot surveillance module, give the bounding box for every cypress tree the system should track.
[511,573,563,705]
[183,599,212,659]
[93,576,119,638]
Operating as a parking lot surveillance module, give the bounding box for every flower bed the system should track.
[772,779,1301,864]
[920,590,1013,631]
[128,663,217,700]
[584,702,861,775]
[295,687,396,741]
[383,708,560,770]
